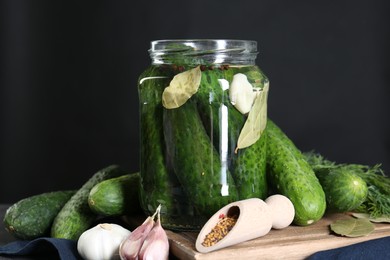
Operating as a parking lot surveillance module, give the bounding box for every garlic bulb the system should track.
[77,223,131,260]
[229,73,255,114]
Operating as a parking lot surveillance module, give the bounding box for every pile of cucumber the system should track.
[3,119,380,241]
[3,165,142,240]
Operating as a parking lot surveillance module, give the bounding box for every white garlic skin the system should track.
[138,219,169,260]
[77,223,131,260]
[229,73,255,114]
[119,216,155,260]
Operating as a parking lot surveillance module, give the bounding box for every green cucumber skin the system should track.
[196,68,268,199]
[88,173,142,216]
[51,165,125,240]
[138,66,178,219]
[233,134,268,199]
[3,190,75,240]
[196,69,225,149]
[266,119,326,226]
[163,100,239,215]
[315,169,368,212]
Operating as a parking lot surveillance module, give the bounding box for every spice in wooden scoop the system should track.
[202,213,238,247]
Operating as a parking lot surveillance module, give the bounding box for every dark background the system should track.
[1,0,389,203]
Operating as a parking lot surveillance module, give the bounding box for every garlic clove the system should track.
[138,220,169,260]
[119,206,161,260]
[138,206,169,260]
[119,216,154,260]
[229,73,255,114]
[77,223,131,260]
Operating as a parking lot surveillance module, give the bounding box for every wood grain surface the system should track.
[166,213,390,260]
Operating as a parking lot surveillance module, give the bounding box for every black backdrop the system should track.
[1,0,389,203]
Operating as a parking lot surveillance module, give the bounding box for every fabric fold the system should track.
[308,236,390,260]
[0,237,81,260]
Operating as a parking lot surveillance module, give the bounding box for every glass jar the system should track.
[138,39,269,231]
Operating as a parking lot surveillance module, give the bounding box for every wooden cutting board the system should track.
[165,213,390,259]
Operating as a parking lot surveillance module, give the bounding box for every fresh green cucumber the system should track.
[3,190,75,240]
[266,119,326,226]
[88,173,142,216]
[303,152,369,212]
[163,99,239,215]
[315,169,368,212]
[51,165,125,240]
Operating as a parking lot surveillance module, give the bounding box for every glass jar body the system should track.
[138,40,269,231]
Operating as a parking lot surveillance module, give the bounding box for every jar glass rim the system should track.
[150,39,257,52]
[149,39,258,65]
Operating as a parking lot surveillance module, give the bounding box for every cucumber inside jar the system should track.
[138,39,269,231]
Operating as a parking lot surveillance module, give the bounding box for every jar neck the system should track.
[149,39,258,66]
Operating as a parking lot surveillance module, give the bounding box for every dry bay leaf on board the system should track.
[352,212,390,223]
[162,66,201,109]
[330,218,375,237]
[235,82,269,152]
